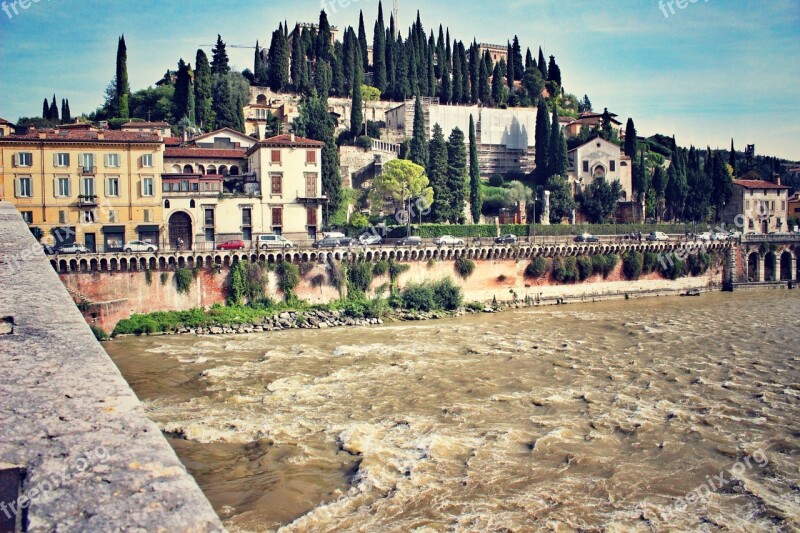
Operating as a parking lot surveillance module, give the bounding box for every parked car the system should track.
[396,236,422,246]
[646,231,670,242]
[323,231,347,240]
[216,239,246,251]
[123,240,157,253]
[312,237,341,248]
[359,234,382,245]
[696,232,713,242]
[495,234,518,244]
[257,234,294,249]
[52,243,91,255]
[768,231,790,236]
[623,231,642,240]
[574,233,600,243]
[338,237,357,246]
[434,235,464,245]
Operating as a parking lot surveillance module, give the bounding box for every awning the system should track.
[136,225,159,232]
[102,225,126,234]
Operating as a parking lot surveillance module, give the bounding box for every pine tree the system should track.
[534,100,550,179]
[373,3,387,92]
[624,118,637,157]
[212,76,237,130]
[492,62,505,106]
[49,94,59,123]
[195,49,214,130]
[114,35,130,118]
[428,124,450,222]
[537,47,547,80]
[446,127,468,223]
[267,28,290,92]
[350,48,364,137]
[547,55,561,86]
[468,115,482,223]
[42,98,50,120]
[358,10,369,71]
[601,108,613,140]
[211,34,230,75]
[174,59,195,123]
[61,99,71,124]
[511,36,523,80]
[410,97,428,167]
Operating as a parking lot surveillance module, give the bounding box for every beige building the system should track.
[246,134,326,242]
[478,43,508,65]
[567,137,633,201]
[0,124,164,251]
[0,118,12,137]
[721,179,789,234]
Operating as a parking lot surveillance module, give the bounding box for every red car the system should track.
[216,239,246,251]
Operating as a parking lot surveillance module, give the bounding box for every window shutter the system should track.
[77,153,83,169]
[53,153,58,166]
[12,153,17,167]
[53,178,58,197]
[104,154,109,167]
[14,178,20,197]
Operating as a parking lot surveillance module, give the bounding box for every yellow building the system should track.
[0,124,164,252]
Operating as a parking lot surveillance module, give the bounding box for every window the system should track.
[106,177,120,197]
[81,210,95,223]
[58,210,67,224]
[271,150,281,163]
[307,206,318,226]
[144,209,152,222]
[141,154,153,167]
[305,173,318,197]
[610,160,616,172]
[82,177,95,196]
[56,177,70,197]
[271,173,283,195]
[142,177,154,197]
[54,153,70,167]
[781,201,786,210]
[181,180,189,192]
[204,208,215,227]
[243,227,252,241]
[306,150,317,164]
[582,160,589,173]
[105,153,120,168]
[109,210,118,223]
[80,153,94,170]
[16,177,32,197]
[745,200,750,210]
[162,182,170,192]
[242,207,252,226]
[272,207,283,227]
[205,228,215,242]
[21,211,33,224]
[15,152,32,167]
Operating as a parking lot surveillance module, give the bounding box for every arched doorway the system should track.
[747,252,759,282]
[168,212,192,250]
[593,165,606,180]
[780,251,792,280]
[183,164,193,174]
[764,252,776,282]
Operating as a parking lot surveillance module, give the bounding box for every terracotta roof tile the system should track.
[0,128,161,143]
[259,134,325,147]
[733,179,789,190]
[165,147,247,158]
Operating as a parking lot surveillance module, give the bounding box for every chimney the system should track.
[290,133,295,142]
[776,176,782,186]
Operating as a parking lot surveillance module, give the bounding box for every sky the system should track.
[0,0,798,160]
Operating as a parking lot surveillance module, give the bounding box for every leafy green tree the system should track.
[212,73,248,132]
[173,59,195,124]
[410,97,428,167]
[522,66,544,105]
[446,127,468,223]
[130,85,175,123]
[194,49,214,130]
[211,34,230,75]
[534,100,550,179]
[468,115,482,223]
[545,174,576,223]
[580,178,623,223]
[684,146,712,222]
[428,124,450,222]
[369,158,434,214]
[350,48,364,137]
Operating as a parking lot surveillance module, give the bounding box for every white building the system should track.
[567,137,633,201]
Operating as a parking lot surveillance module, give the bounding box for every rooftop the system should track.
[120,121,171,128]
[165,147,247,159]
[0,128,162,143]
[733,179,789,190]
[247,134,325,153]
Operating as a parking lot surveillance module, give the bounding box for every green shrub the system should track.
[383,223,694,239]
[373,260,389,276]
[643,251,660,273]
[355,135,373,150]
[661,256,685,280]
[160,272,169,285]
[622,251,643,280]
[432,278,463,310]
[145,269,153,285]
[577,256,593,280]
[524,256,548,278]
[454,257,475,279]
[488,174,505,187]
[175,268,193,294]
[466,301,483,311]
[276,261,300,300]
[592,254,618,278]
[686,252,712,276]
[328,260,345,289]
[388,259,410,284]
[348,262,374,295]
[90,325,109,341]
[401,283,437,311]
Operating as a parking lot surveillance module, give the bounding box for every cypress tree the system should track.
[49,94,59,123]
[317,10,333,62]
[350,48,364,137]
[174,59,195,123]
[410,97,428,167]
[459,43,469,104]
[436,25,445,79]
[42,98,50,120]
[624,118,637,157]
[534,100,550,179]
[547,55,562,86]
[114,35,130,118]
[386,17,396,96]
[212,76,237,130]
[729,139,737,177]
[710,151,732,221]
[428,124,450,222]
[211,34,230,75]
[331,41,344,96]
[525,47,534,70]
[440,60,452,104]
[407,34,419,96]
[61,99,71,124]
[511,36,523,80]
[479,57,490,104]
[492,62,504,106]
[427,45,436,97]
[506,43,515,89]
[394,34,408,101]
[373,3,387,92]
[537,47,547,80]
[267,28,290,92]
[314,60,333,98]
[195,49,214,130]
[445,29,452,68]
[254,41,268,86]
[291,24,305,91]
[451,46,462,104]
[446,127,468,223]
[548,105,560,176]
[469,42,479,104]
[358,10,369,71]
[468,115,482,223]
[652,165,667,220]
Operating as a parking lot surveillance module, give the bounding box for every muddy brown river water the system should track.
[105,290,800,532]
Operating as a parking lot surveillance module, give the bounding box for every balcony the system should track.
[296,191,328,205]
[80,166,97,176]
[78,195,98,206]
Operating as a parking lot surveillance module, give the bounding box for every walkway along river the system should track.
[105,290,800,532]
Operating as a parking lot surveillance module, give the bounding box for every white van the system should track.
[257,234,294,249]
[646,231,669,242]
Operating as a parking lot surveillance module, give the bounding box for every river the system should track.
[105,290,800,532]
